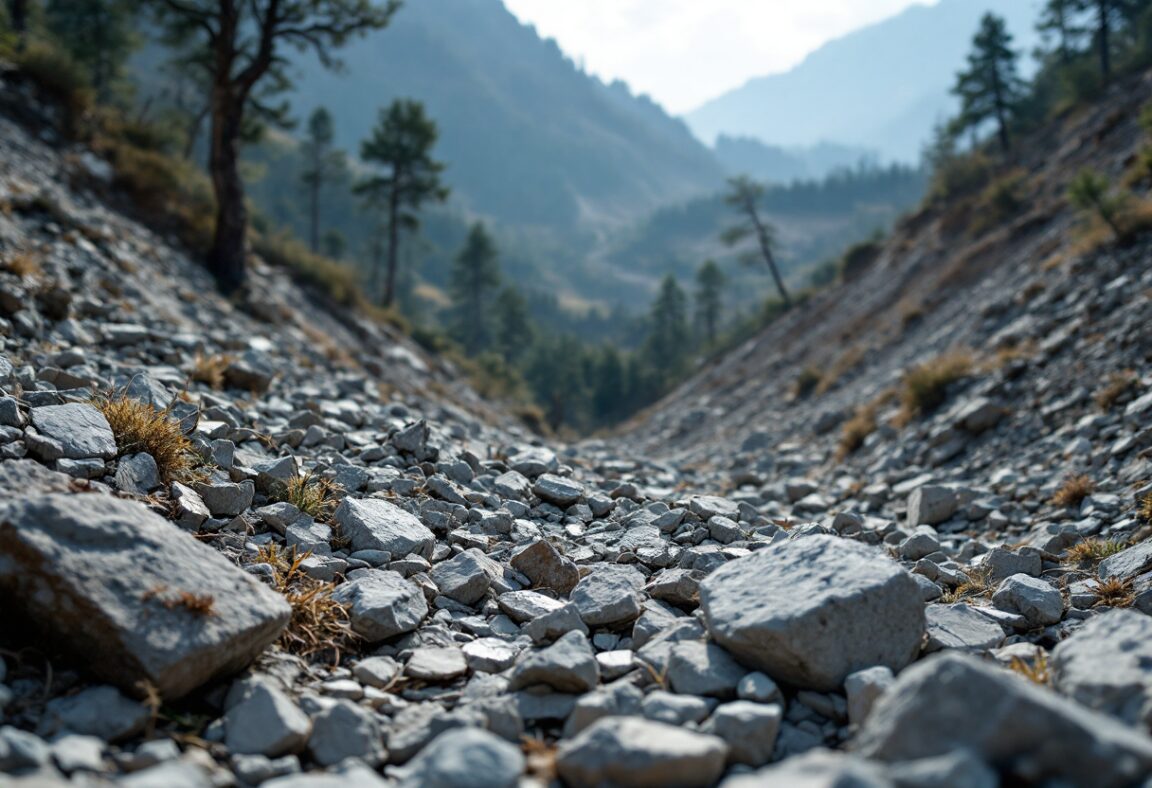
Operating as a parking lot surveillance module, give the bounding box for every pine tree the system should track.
[149,0,398,293]
[695,260,725,346]
[45,0,139,101]
[722,176,791,306]
[644,275,690,379]
[952,13,1024,154]
[493,286,534,364]
[322,229,346,260]
[449,222,501,355]
[356,99,449,308]
[1072,0,1143,82]
[1038,0,1084,63]
[591,345,627,424]
[300,107,346,253]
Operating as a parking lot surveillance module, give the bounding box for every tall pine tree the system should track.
[449,222,501,355]
[644,275,690,381]
[300,107,346,253]
[46,0,138,101]
[695,260,725,347]
[952,13,1024,153]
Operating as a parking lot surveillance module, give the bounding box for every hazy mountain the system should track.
[713,136,878,183]
[686,0,1040,162]
[284,0,724,231]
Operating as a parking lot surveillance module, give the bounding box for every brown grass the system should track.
[1140,493,1152,523]
[1095,371,1138,411]
[1063,537,1129,567]
[940,567,994,604]
[189,353,232,390]
[1,249,42,278]
[816,345,867,396]
[898,350,973,421]
[1091,577,1135,608]
[1008,650,1051,687]
[95,395,193,483]
[251,545,357,663]
[280,471,341,522]
[141,584,216,616]
[1052,475,1095,509]
[793,366,822,399]
[837,404,878,460]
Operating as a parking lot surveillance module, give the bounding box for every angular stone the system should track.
[225,680,311,757]
[493,470,531,500]
[0,494,288,699]
[331,570,427,642]
[907,485,958,526]
[115,453,161,495]
[398,728,523,788]
[924,604,1005,652]
[991,574,1063,628]
[430,550,491,606]
[533,474,584,507]
[405,647,468,682]
[1052,609,1152,727]
[646,568,703,607]
[844,666,894,727]
[571,565,645,627]
[1100,541,1152,581]
[665,641,746,699]
[703,701,782,767]
[29,403,117,460]
[556,716,727,788]
[854,652,1152,787]
[689,495,741,520]
[497,590,567,624]
[724,751,890,788]
[334,498,435,559]
[510,540,579,596]
[41,685,150,743]
[170,482,211,531]
[700,535,925,690]
[307,699,386,767]
[980,547,1042,583]
[507,631,599,693]
[193,479,254,518]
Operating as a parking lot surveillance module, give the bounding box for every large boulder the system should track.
[1051,609,1152,728]
[331,569,427,642]
[28,403,117,461]
[333,498,435,558]
[699,535,925,690]
[0,494,289,699]
[854,652,1152,787]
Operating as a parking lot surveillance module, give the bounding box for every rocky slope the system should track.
[3,65,1152,788]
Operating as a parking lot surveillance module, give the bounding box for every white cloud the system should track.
[502,0,937,114]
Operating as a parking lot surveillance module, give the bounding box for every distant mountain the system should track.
[686,0,1040,162]
[284,0,724,231]
[713,136,878,183]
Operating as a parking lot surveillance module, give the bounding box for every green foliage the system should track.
[45,0,138,103]
[694,260,725,346]
[12,40,93,131]
[952,13,1025,153]
[838,236,883,281]
[1068,168,1130,238]
[301,107,347,253]
[644,275,691,382]
[722,175,791,305]
[448,222,502,355]
[493,287,535,364]
[253,231,364,308]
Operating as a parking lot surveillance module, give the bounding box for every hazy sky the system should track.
[503,0,938,115]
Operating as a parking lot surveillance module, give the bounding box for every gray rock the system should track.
[263,762,387,787]
[700,535,925,690]
[0,494,288,698]
[0,725,51,772]
[193,479,254,518]
[647,567,703,607]
[721,751,891,787]
[507,630,599,693]
[888,749,998,788]
[29,403,117,460]
[497,590,567,623]
[493,470,531,500]
[924,604,1004,653]
[704,701,782,767]
[331,570,427,642]
[462,638,520,673]
[120,761,215,788]
[1051,609,1152,727]
[351,656,400,689]
[170,482,210,531]
[334,498,435,559]
[508,446,558,477]
[223,350,276,393]
[844,666,894,727]
[523,602,590,644]
[898,528,940,561]
[224,680,311,757]
[907,485,957,526]
[738,672,783,704]
[642,690,714,725]
[307,699,386,767]
[399,728,523,788]
[571,565,645,627]
[533,473,584,507]
[41,685,150,743]
[115,453,161,495]
[510,540,580,595]
[405,647,468,682]
[980,547,1042,583]
[556,716,728,788]
[429,550,490,606]
[666,641,747,699]
[1099,540,1152,581]
[854,652,1152,787]
[689,495,741,520]
[52,733,105,773]
[392,420,430,456]
[991,574,1063,628]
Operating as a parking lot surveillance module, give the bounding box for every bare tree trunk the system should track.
[208,96,248,293]
[383,188,400,307]
[308,174,321,253]
[751,213,791,306]
[1097,0,1112,83]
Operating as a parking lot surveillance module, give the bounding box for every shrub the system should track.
[793,367,822,399]
[899,350,973,420]
[1068,169,1130,240]
[189,352,231,390]
[1063,537,1128,567]
[1095,371,1137,410]
[837,403,879,459]
[253,231,364,309]
[1091,577,1135,608]
[971,169,1027,235]
[13,41,93,132]
[838,238,882,282]
[278,470,341,522]
[95,395,193,483]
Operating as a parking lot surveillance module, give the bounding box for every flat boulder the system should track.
[28,403,117,461]
[699,535,925,690]
[331,569,427,642]
[1051,609,1152,727]
[854,651,1152,787]
[0,494,289,699]
[334,498,435,558]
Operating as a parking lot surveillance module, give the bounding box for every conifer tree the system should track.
[722,176,791,306]
[356,99,448,308]
[1038,0,1084,63]
[493,286,534,364]
[46,0,139,101]
[300,107,345,253]
[952,13,1024,153]
[449,222,501,355]
[644,275,690,379]
[695,259,725,346]
[1072,0,1142,82]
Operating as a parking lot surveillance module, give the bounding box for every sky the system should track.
[502,0,939,115]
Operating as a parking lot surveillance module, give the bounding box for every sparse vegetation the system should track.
[1095,371,1138,410]
[1091,576,1135,608]
[252,231,364,309]
[141,585,216,616]
[1068,168,1131,240]
[899,350,973,421]
[95,394,193,483]
[793,366,822,399]
[1139,493,1152,523]
[1052,474,1095,508]
[940,567,994,604]
[837,401,881,459]
[1063,537,1129,567]
[189,352,231,390]
[279,471,342,522]
[0,249,42,278]
[1008,650,1051,686]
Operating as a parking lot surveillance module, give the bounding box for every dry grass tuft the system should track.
[899,350,973,421]
[522,737,559,783]
[189,353,232,390]
[816,345,867,396]
[1,249,43,278]
[940,567,994,604]
[280,471,342,521]
[1063,537,1129,567]
[1052,475,1095,509]
[1091,576,1135,608]
[95,395,193,483]
[837,405,878,460]
[1008,650,1051,687]
[1094,371,1138,411]
[793,367,822,399]
[251,544,357,663]
[1140,494,1152,523]
[142,584,216,616]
